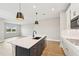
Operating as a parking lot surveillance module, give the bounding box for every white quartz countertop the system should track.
[7,36,45,49]
[61,29,79,40]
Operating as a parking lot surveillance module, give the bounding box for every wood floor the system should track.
[42,41,65,56]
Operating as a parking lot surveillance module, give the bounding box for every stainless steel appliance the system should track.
[71,15,79,29]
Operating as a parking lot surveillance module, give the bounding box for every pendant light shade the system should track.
[35,12,39,24]
[16,12,24,19]
[16,3,24,20]
[35,20,39,24]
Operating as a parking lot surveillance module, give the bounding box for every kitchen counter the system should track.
[61,29,79,40]
[6,36,46,56]
[62,38,79,56]
[7,36,46,49]
[61,30,79,55]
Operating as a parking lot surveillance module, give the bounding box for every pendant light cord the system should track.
[19,3,21,12]
[35,9,38,21]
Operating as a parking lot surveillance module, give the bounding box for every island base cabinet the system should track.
[30,39,45,56]
[15,37,46,56]
[16,46,30,56]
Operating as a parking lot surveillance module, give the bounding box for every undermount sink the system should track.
[33,37,41,40]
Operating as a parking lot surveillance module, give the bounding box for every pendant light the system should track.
[16,3,24,20]
[35,20,39,24]
[35,11,39,24]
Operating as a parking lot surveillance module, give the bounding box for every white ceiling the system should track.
[0,3,69,24]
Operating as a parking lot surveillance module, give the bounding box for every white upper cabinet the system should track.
[66,5,71,29]
[65,3,79,29]
[71,3,79,19]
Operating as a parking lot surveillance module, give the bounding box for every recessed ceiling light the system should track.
[52,8,55,11]
[33,5,36,8]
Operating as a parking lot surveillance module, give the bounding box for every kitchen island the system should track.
[8,36,47,56]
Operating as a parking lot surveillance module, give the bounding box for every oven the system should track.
[71,15,79,29]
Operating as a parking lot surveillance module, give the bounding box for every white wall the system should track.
[21,17,60,41]
[0,19,5,42]
[0,17,21,42]
[4,23,21,39]
[60,11,67,47]
[0,19,21,41]
[60,12,67,35]
[21,24,33,37]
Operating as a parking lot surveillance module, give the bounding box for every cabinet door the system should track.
[62,39,79,56]
[30,38,46,56]
[66,7,71,29]
[30,48,37,56]
[30,36,46,56]
[15,46,30,56]
[38,39,45,55]
[62,39,73,56]
[37,41,42,56]
[62,40,69,56]
[71,4,79,19]
[71,10,76,19]
[30,44,38,56]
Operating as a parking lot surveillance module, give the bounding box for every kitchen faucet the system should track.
[33,30,37,38]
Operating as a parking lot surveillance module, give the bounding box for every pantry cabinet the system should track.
[65,3,79,29]
[66,6,71,29]
[70,3,79,19]
[61,3,79,56]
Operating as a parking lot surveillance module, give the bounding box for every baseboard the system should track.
[46,38,60,42]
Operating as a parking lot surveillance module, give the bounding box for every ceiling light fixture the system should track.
[33,5,36,9]
[35,12,39,24]
[33,5,39,25]
[52,8,55,11]
[16,3,24,20]
[35,20,39,24]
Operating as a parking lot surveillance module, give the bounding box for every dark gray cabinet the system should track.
[15,36,46,56]
[16,46,30,56]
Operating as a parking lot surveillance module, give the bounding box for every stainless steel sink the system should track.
[33,37,41,40]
